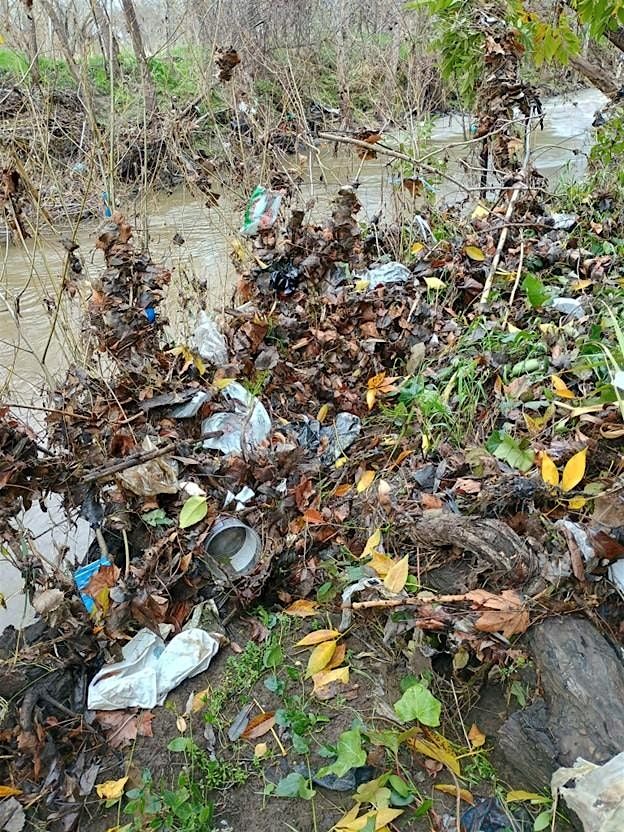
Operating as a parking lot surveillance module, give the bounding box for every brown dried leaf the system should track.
[241,712,276,740]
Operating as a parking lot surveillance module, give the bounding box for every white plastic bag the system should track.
[87,628,220,710]
[192,311,228,366]
[551,753,624,832]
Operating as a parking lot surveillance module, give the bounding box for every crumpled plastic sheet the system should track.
[461,797,531,831]
[171,390,210,419]
[202,381,271,455]
[240,185,283,236]
[117,437,179,496]
[551,753,624,832]
[87,627,220,710]
[356,261,411,287]
[192,311,229,366]
[297,412,361,463]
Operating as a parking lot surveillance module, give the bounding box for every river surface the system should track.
[0,88,607,630]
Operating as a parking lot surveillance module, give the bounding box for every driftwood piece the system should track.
[499,617,624,790]
[399,513,540,585]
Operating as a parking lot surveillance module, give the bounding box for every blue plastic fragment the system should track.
[74,556,111,612]
[101,191,112,218]
[144,306,156,323]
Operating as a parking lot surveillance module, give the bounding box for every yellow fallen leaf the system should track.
[193,354,207,375]
[361,529,382,559]
[317,404,330,423]
[355,278,370,292]
[357,470,375,493]
[366,388,377,410]
[334,802,361,828]
[0,786,22,798]
[540,452,559,488]
[370,551,395,577]
[96,776,128,801]
[471,203,489,220]
[306,640,336,677]
[190,687,210,713]
[284,599,320,618]
[230,237,246,259]
[295,629,341,647]
[335,456,348,469]
[384,555,409,594]
[312,666,349,692]
[407,736,461,776]
[336,807,404,831]
[568,496,587,510]
[468,723,486,748]
[411,242,425,255]
[213,377,236,390]
[561,448,587,493]
[254,742,268,758]
[424,276,446,290]
[551,374,575,399]
[465,245,486,261]
[506,790,550,804]
[434,784,474,804]
[422,432,430,454]
[524,404,555,435]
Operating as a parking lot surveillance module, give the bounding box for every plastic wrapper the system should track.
[551,753,624,832]
[202,381,271,455]
[192,311,228,365]
[87,628,220,710]
[240,185,282,236]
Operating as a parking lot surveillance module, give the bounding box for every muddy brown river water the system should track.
[0,88,607,630]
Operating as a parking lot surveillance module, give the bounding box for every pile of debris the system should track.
[1,163,624,830]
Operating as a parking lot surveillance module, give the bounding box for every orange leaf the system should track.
[334,483,352,497]
[434,784,474,804]
[357,470,375,493]
[241,712,276,740]
[326,642,347,669]
[0,786,22,798]
[295,629,341,647]
[467,589,529,638]
[312,666,349,692]
[284,599,320,618]
[303,508,324,524]
[468,723,486,748]
[384,555,409,594]
[551,374,575,399]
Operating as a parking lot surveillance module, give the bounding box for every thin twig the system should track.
[502,236,525,328]
[318,131,481,196]
[479,113,534,306]
[82,430,221,482]
[348,594,468,610]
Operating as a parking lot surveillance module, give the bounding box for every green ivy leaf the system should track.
[178,495,208,529]
[489,432,535,472]
[167,737,194,753]
[393,683,441,726]
[142,508,173,527]
[522,274,551,308]
[274,772,315,800]
[534,809,553,831]
[318,727,367,777]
